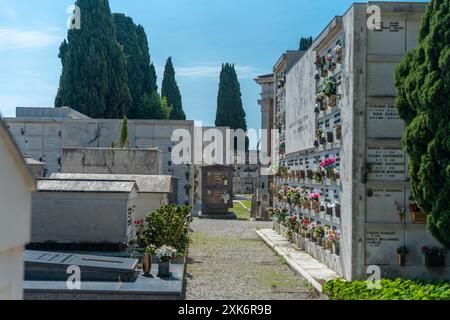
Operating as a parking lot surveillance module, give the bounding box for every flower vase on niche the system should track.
[156,246,176,278]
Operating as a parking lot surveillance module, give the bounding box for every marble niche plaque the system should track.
[365,224,405,265]
[366,187,405,223]
[367,104,405,138]
[366,145,406,181]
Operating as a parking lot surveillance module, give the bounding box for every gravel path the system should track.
[184,218,320,300]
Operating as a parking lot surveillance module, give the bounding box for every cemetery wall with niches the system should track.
[274,3,449,281]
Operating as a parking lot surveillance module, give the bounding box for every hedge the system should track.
[323,278,450,300]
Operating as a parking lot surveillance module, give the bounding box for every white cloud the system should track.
[157,64,260,79]
[0,27,60,50]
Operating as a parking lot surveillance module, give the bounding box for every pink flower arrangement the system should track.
[320,158,337,170]
[307,193,320,200]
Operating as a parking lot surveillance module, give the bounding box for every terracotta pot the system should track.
[411,211,427,223]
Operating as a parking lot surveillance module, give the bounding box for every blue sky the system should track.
[0,0,427,132]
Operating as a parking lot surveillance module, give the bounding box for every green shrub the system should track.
[323,278,450,300]
[135,205,192,256]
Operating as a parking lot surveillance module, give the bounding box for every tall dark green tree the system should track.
[161,57,186,120]
[113,13,158,119]
[299,36,313,51]
[137,92,166,120]
[55,0,131,119]
[394,0,450,247]
[215,63,247,131]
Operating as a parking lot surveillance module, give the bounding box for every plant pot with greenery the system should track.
[156,245,177,278]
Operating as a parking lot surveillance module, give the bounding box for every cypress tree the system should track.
[161,57,186,120]
[113,14,158,119]
[394,0,450,247]
[137,92,166,120]
[55,0,131,119]
[299,36,313,51]
[215,63,247,131]
[119,117,128,148]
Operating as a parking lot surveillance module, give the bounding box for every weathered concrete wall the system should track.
[285,49,316,154]
[0,247,25,300]
[62,148,163,175]
[0,122,34,300]
[31,191,137,244]
[3,118,196,205]
[135,193,169,221]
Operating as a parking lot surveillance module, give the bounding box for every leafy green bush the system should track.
[394,0,450,247]
[135,205,192,256]
[323,278,450,300]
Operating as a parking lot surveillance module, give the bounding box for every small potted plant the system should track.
[326,229,334,252]
[410,199,427,223]
[333,44,343,63]
[332,232,341,256]
[397,246,409,266]
[314,225,325,247]
[316,129,326,145]
[422,246,447,268]
[156,245,177,278]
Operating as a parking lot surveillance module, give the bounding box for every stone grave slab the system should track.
[24,251,138,282]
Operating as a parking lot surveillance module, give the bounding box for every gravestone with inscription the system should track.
[201,165,235,219]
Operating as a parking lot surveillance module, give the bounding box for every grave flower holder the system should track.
[312,200,320,213]
[142,253,152,276]
[327,95,337,109]
[334,204,341,218]
[300,170,306,179]
[326,240,333,252]
[398,254,406,267]
[335,124,342,141]
[158,262,171,278]
[333,243,340,256]
[327,131,334,144]
[320,137,327,145]
[411,210,427,223]
[425,254,446,268]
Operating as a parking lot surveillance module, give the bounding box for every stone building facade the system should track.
[273,2,449,280]
[232,152,259,195]
[255,74,275,204]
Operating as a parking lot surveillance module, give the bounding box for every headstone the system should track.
[201,165,235,219]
